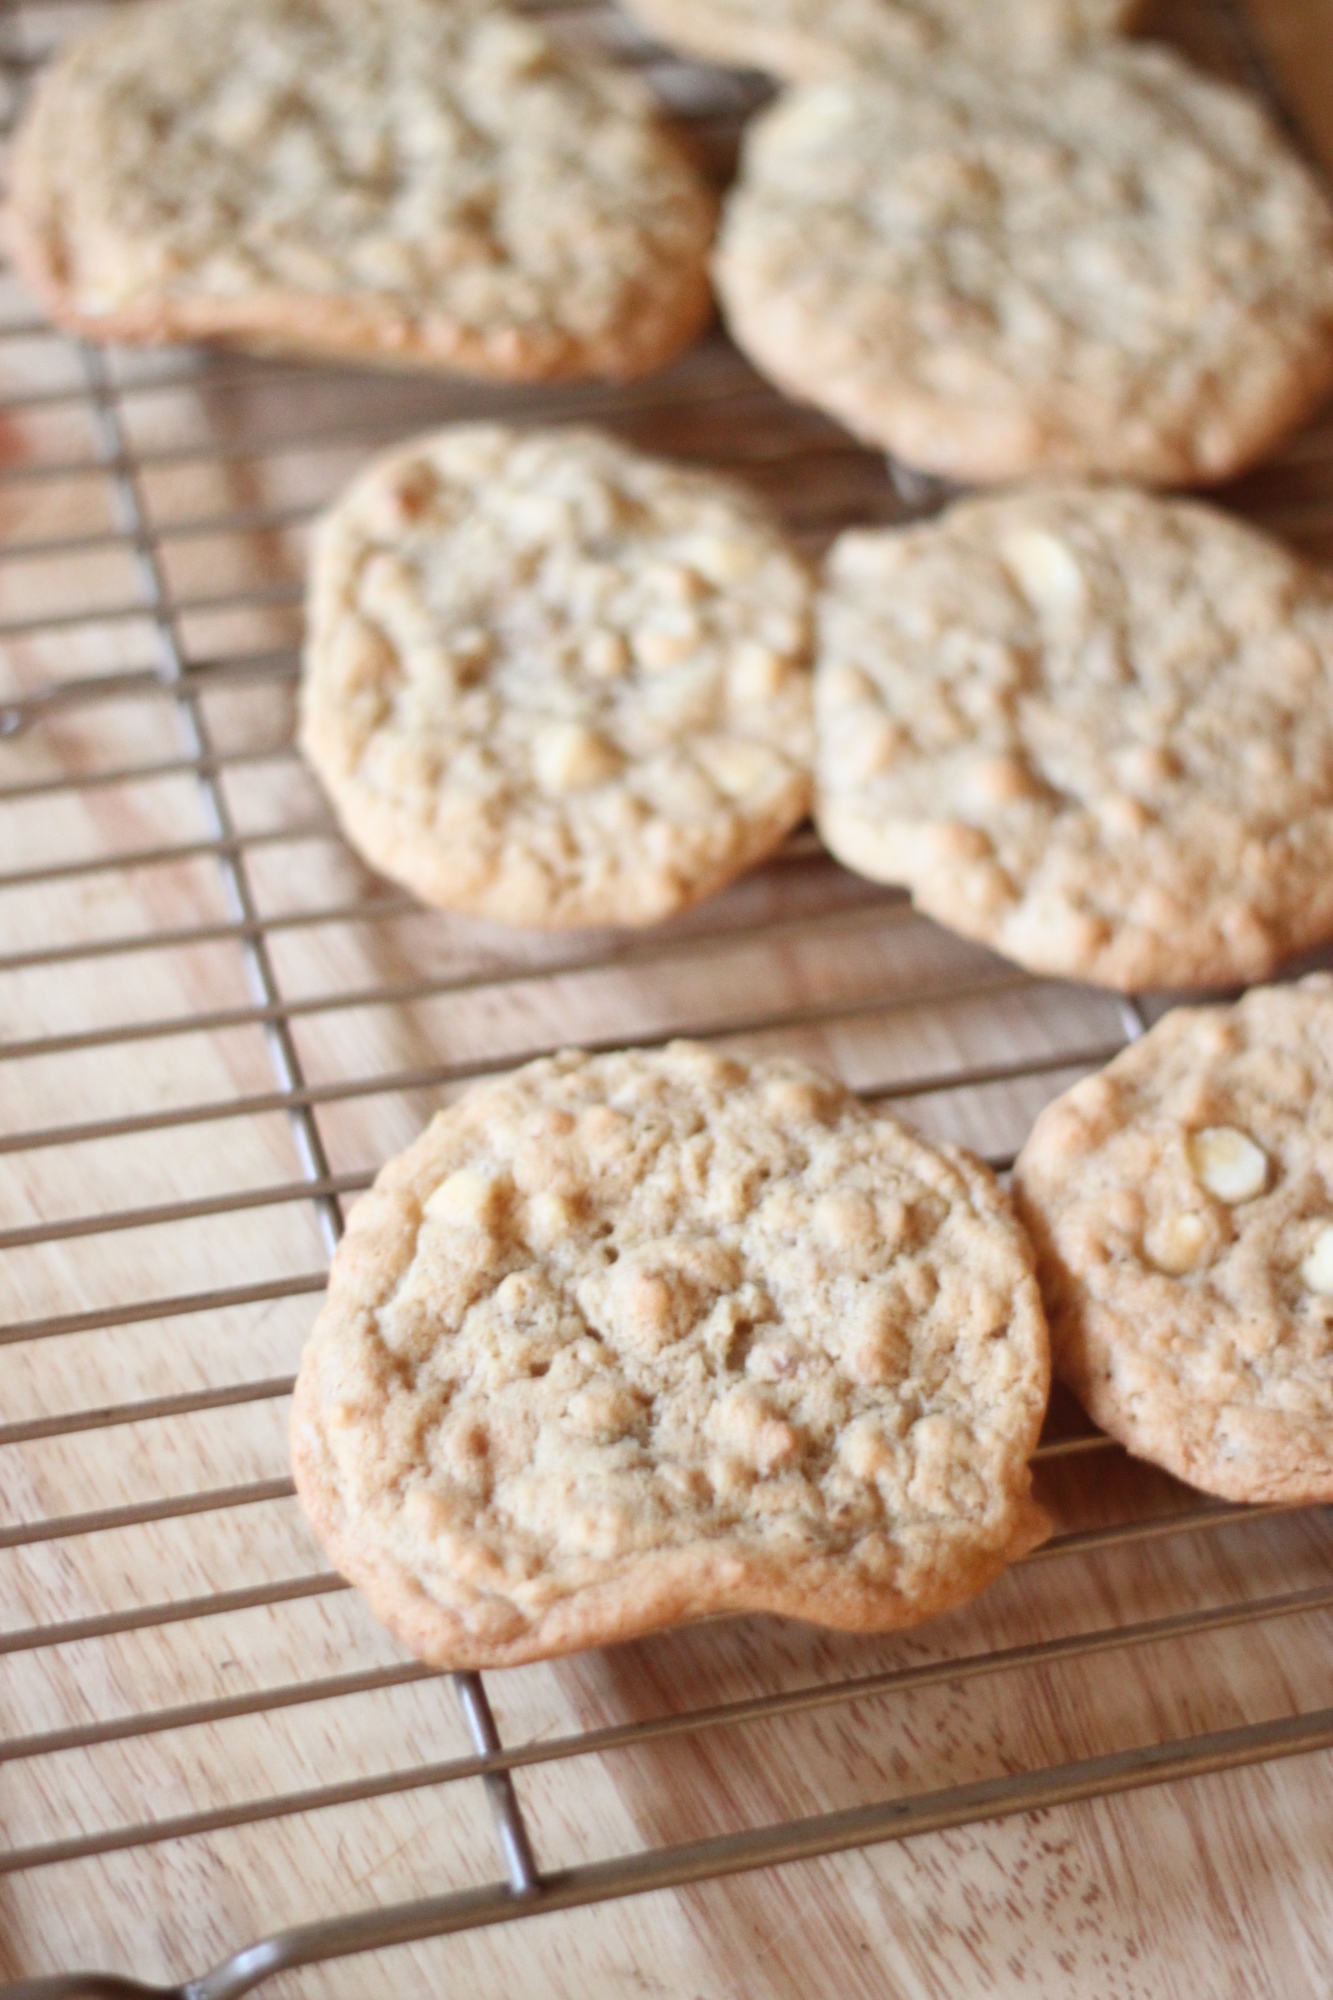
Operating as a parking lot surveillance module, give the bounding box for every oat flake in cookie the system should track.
[815,486,1333,991]
[713,46,1333,485]
[5,0,715,380]
[291,1045,1049,1668]
[621,0,1139,83]
[1015,979,1333,1505]
[301,425,814,928]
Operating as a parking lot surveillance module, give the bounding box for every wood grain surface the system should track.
[2,1,1333,1994]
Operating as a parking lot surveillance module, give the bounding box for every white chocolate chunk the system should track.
[685,533,762,584]
[1300,1223,1333,1295]
[633,620,699,670]
[582,630,630,680]
[1147,1210,1209,1275]
[1188,1126,1268,1204]
[730,640,790,704]
[965,752,1038,808]
[1001,528,1087,615]
[426,1168,507,1228]
[840,715,903,782]
[642,562,704,604]
[533,723,621,793]
[699,737,780,799]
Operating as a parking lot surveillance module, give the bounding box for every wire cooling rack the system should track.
[3,0,1333,1994]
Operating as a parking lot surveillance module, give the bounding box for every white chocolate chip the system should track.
[1146,1210,1210,1275]
[964,752,1038,808]
[710,1385,800,1474]
[582,630,629,680]
[1188,1126,1268,1204]
[533,723,621,793]
[426,1168,506,1228]
[451,625,491,663]
[840,715,904,782]
[1300,1224,1333,1295]
[436,429,511,480]
[1096,792,1151,838]
[814,1190,878,1252]
[505,492,570,541]
[1113,744,1179,795]
[1001,528,1087,614]
[759,611,804,653]
[698,737,780,800]
[633,621,699,671]
[643,561,704,604]
[472,12,548,72]
[359,551,416,617]
[685,533,761,584]
[351,235,418,288]
[839,1417,897,1481]
[329,614,396,694]
[526,1190,576,1246]
[729,641,790,704]
[819,663,875,706]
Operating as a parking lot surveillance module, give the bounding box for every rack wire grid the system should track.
[3,0,1333,1994]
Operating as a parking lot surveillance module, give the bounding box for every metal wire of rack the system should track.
[2,0,1333,1993]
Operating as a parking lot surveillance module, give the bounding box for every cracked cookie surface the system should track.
[292,1043,1049,1667]
[815,486,1333,990]
[622,0,1138,81]
[1014,978,1333,1503]
[713,46,1333,484]
[301,424,814,927]
[6,0,715,378]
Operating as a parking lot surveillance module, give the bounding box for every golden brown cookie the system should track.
[301,424,815,928]
[292,1043,1050,1667]
[713,47,1333,485]
[1014,978,1333,1505]
[6,0,716,380]
[815,486,1333,991]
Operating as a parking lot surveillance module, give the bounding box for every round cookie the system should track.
[814,486,1333,991]
[713,46,1333,485]
[1014,978,1333,1505]
[5,0,716,380]
[621,0,1139,81]
[300,424,814,928]
[292,1042,1050,1667]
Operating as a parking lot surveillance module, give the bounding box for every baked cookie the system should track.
[300,424,814,927]
[292,1043,1050,1667]
[620,0,1139,81]
[1014,978,1333,1504]
[6,0,715,380]
[713,46,1333,485]
[815,486,1333,991]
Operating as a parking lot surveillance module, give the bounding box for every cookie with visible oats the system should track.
[814,486,1333,991]
[621,0,1139,82]
[291,1042,1050,1668]
[301,424,814,927]
[1014,978,1333,1504]
[6,0,715,380]
[713,46,1333,485]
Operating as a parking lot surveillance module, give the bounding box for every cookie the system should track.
[814,486,1333,991]
[300,424,815,927]
[620,0,1139,82]
[5,0,715,380]
[291,1042,1050,1668]
[1014,978,1333,1505]
[713,46,1333,485]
